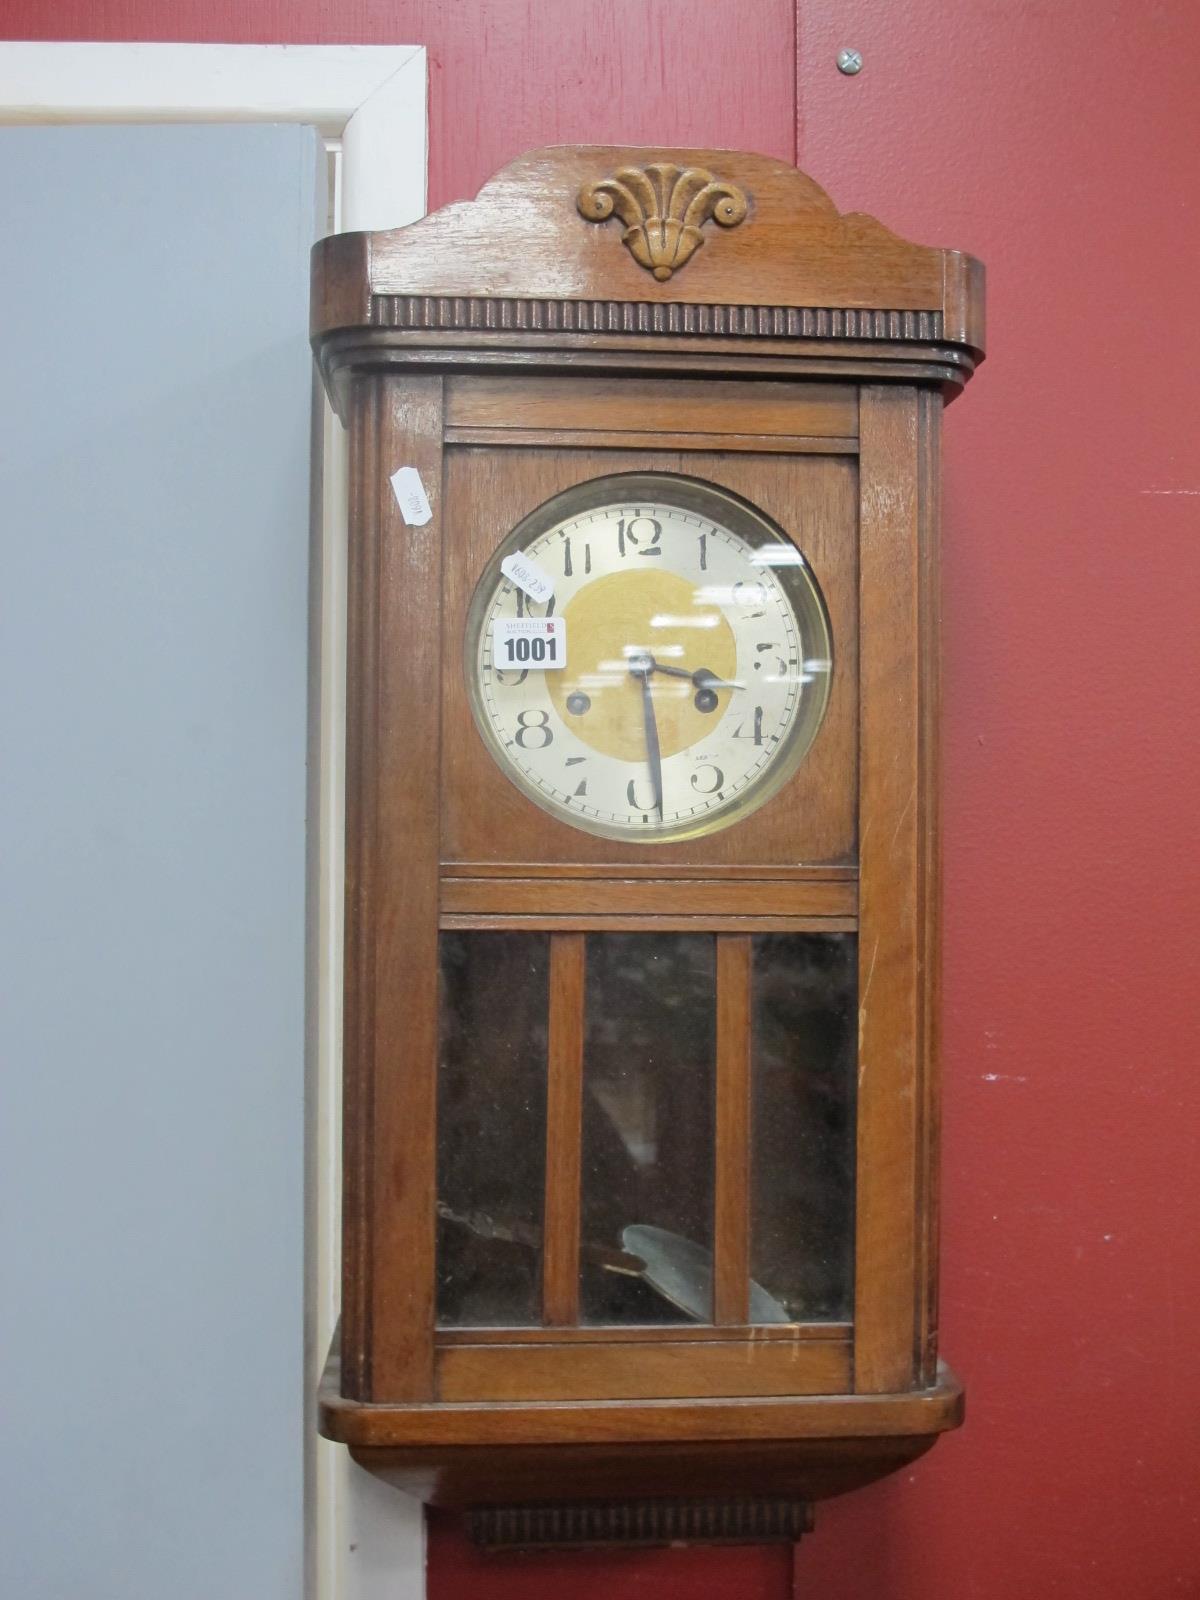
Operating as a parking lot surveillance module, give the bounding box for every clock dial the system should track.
[464,474,832,841]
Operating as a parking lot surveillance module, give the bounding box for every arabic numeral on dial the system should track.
[732,579,766,619]
[563,538,593,578]
[690,763,724,795]
[560,537,592,582]
[562,537,591,578]
[626,776,658,811]
[616,515,662,558]
[754,642,789,678]
[494,666,529,686]
[515,709,553,749]
[698,532,707,571]
[734,706,765,745]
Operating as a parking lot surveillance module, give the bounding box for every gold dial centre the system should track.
[547,569,738,762]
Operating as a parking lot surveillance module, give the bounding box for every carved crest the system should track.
[577,162,748,281]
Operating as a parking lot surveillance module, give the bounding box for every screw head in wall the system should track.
[836,47,863,75]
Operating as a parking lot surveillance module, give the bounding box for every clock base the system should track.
[319,1335,963,1512]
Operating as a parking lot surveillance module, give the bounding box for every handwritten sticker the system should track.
[494,616,567,670]
[389,466,432,526]
[500,550,555,605]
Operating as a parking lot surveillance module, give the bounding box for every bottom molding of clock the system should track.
[319,1339,963,1509]
[464,1496,814,1551]
[344,1431,945,1509]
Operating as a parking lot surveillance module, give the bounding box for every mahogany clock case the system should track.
[311,145,984,1519]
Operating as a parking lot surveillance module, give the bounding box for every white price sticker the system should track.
[500,550,555,604]
[493,616,568,671]
[389,465,432,526]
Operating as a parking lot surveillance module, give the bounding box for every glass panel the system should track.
[579,933,716,1324]
[436,931,548,1326]
[751,933,856,1321]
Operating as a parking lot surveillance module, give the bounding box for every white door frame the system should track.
[0,42,428,1600]
[0,42,426,230]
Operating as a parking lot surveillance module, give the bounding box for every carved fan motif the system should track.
[577,162,748,281]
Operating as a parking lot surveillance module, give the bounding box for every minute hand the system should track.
[638,671,665,820]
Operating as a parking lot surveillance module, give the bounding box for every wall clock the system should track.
[312,145,984,1548]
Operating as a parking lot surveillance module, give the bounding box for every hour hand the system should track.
[650,660,743,690]
[691,667,744,691]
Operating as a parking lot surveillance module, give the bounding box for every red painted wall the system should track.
[794,6,1200,1594]
[13,4,1196,1594]
[2,0,796,206]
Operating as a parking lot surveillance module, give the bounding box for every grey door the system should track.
[1,124,322,1600]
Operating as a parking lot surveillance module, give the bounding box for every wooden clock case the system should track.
[311,146,984,1538]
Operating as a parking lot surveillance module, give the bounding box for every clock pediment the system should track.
[313,144,984,378]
